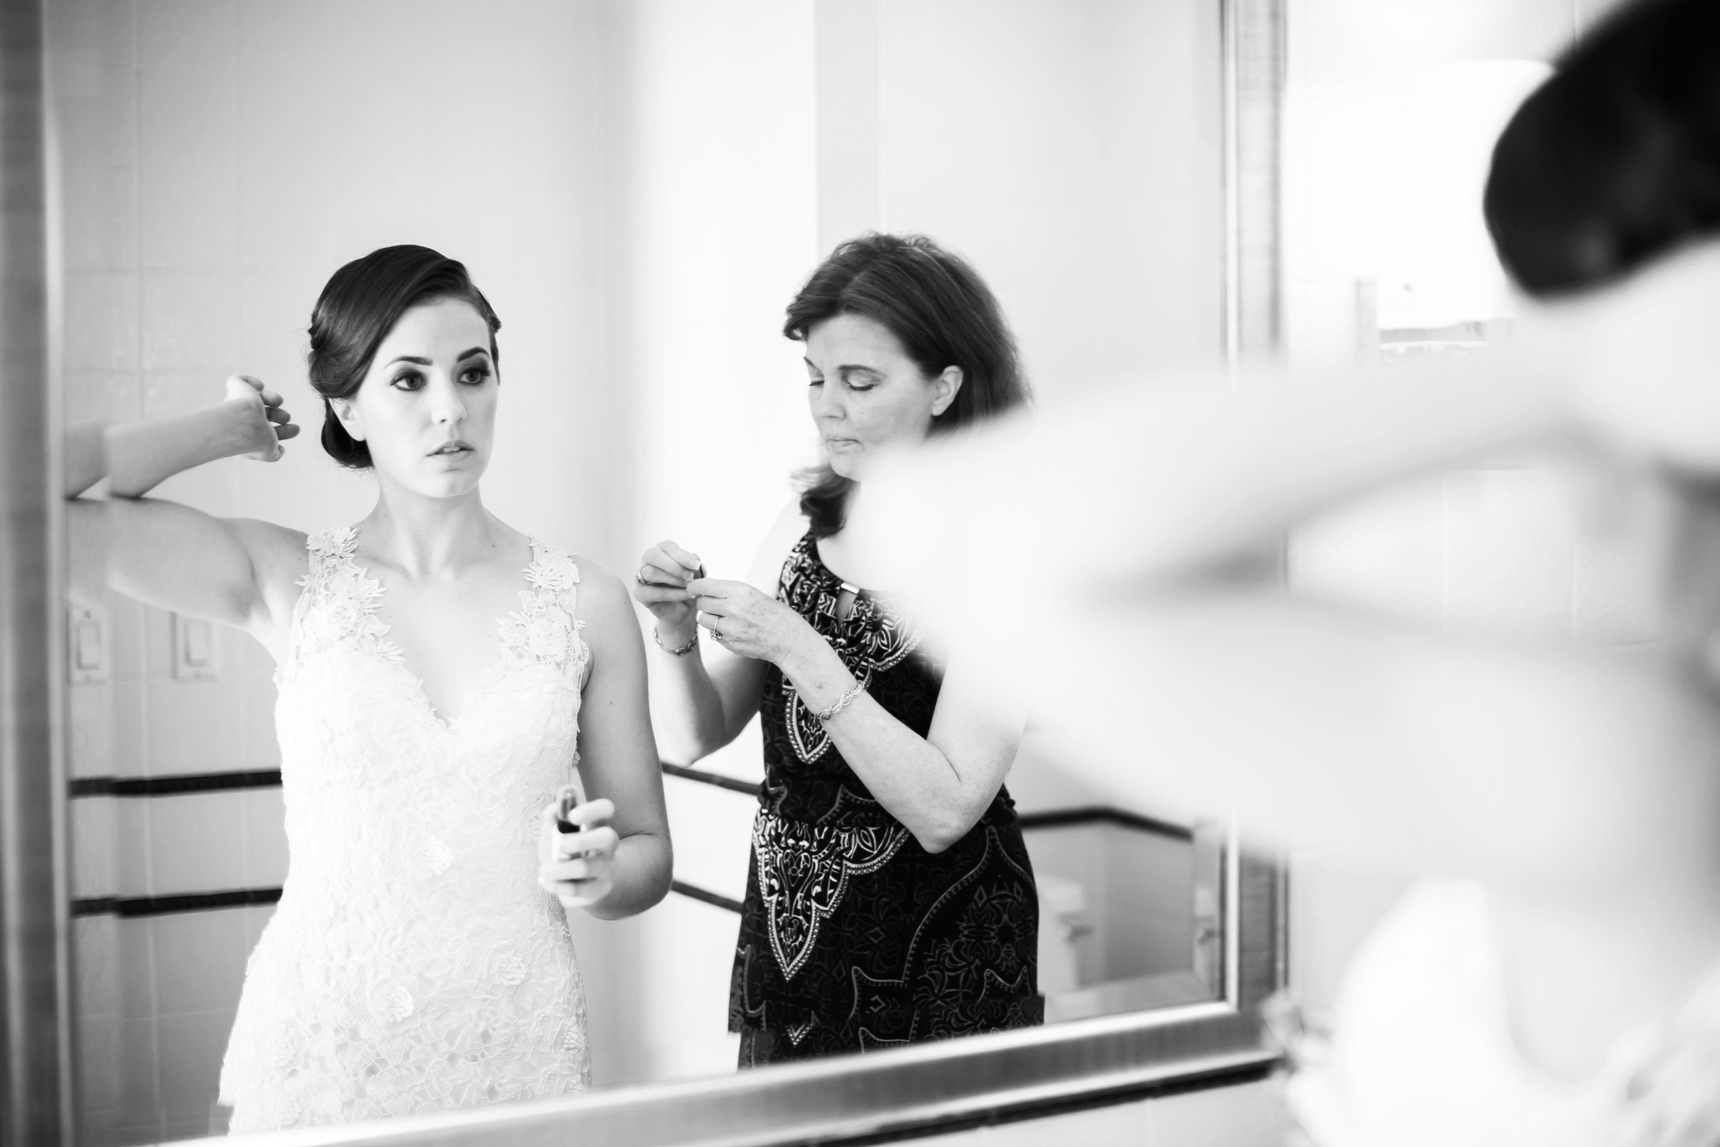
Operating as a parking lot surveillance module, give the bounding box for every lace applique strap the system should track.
[287,525,396,671]
[498,539,587,679]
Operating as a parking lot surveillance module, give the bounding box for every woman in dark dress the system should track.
[632,233,1039,1064]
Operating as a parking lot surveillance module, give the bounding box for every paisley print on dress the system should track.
[730,532,1042,1063]
[753,805,909,979]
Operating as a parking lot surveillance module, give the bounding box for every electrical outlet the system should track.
[171,612,220,681]
[67,604,108,684]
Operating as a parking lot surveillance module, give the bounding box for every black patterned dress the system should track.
[728,532,1043,1064]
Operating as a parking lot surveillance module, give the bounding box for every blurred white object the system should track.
[1284,879,1647,1147]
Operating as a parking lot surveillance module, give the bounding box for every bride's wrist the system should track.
[653,619,698,654]
[211,398,266,457]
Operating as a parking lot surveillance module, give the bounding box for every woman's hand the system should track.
[537,797,620,911]
[632,540,703,643]
[689,578,814,665]
[223,374,300,462]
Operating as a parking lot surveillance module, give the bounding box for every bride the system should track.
[66,244,672,1131]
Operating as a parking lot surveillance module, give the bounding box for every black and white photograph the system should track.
[5,1,1719,1145]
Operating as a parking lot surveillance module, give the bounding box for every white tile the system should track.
[153,910,247,1016]
[135,362,237,435]
[140,271,239,371]
[233,628,277,675]
[242,903,276,953]
[74,1012,124,1119]
[111,678,148,776]
[240,672,281,769]
[144,454,243,518]
[243,787,288,888]
[140,162,237,269]
[60,162,138,272]
[1104,828,1193,922]
[115,800,151,897]
[147,791,247,894]
[137,0,235,173]
[73,914,122,1019]
[63,370,142,424]
[236,268,321,368]
[145,677,243,775]
[64,270,140,371]
[108,592,147,680]
[142,604,173,678]
[154,1009,234,1120]
[68,682,115,780]
[48,0,137,170]
[237,420,342,529]
[116,918,156,1022]
[70,797,119,899]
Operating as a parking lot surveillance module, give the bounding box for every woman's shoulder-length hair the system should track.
[784,232,1030,539]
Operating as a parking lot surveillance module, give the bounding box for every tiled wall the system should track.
[51,0,620,1140]
[67,593,288,1147]
[1024,824,1197,989]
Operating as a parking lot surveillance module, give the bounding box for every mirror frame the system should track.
[0,0,1289,1142]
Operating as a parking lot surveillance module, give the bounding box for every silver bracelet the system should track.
[815,681,866,723]
[653,626,698,656]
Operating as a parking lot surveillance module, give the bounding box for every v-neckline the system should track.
[351,538,541,732]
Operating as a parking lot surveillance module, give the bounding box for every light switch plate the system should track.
[171,612,220,681]
[67,603,109,684]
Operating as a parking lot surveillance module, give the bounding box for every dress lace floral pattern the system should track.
[219,527,592,1132]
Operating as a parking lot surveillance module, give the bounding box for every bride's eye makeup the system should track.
[459,362,493,385]
[390,368,426,391]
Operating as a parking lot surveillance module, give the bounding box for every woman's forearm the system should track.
[778,637,989,853]
[586,831,672,920]
[67,402,256,501]
[648,636,743,762]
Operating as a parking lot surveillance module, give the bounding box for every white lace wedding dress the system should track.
[218,526,593,1132]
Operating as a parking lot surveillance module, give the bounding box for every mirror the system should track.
[48,2,1270,1144]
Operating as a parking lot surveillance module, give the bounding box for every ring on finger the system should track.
[635,568,650,586]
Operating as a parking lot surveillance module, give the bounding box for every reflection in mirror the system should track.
[53,1,1229,1143]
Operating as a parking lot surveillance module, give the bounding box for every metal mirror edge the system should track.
[0,0,71,1145]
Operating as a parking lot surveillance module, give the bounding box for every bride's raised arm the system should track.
[848,241,1720,905]
[66,374,307,657]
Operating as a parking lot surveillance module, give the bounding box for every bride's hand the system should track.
[537,797,619,911]
[222,374,300,462]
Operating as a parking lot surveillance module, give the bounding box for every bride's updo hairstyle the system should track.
[783,233,1029,538]
[308,244,502,470]
[1484,0,1720,296]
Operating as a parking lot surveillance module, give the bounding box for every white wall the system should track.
[590,0,819,1084]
